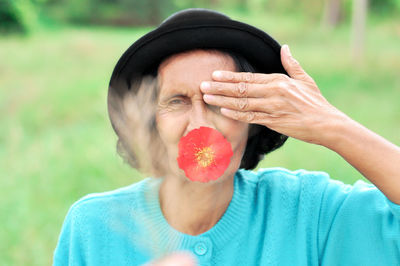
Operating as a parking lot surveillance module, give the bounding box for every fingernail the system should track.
[284,44,292,57]
[203,94,215,101]
[213,71,223,79]
[200,81,210,90]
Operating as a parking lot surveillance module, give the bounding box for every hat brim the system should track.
[109,18,287,89]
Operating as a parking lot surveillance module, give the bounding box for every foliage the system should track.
[1,0,400,33]
[44,0,178,26]
[369,0,400,15]
[0,0,38,34]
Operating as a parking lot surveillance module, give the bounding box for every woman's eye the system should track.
[169,99,183,105]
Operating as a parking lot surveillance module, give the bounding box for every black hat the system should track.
[108,8,287,93]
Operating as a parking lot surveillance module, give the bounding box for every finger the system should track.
[200,81,281,98]
[212,70,286,84]
[203,94,273,112]
[281,44,314,83]
[220,108,269,124]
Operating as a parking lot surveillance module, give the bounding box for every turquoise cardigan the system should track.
[53,168,400,265]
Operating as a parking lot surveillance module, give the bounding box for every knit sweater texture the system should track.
[53,168,400,266]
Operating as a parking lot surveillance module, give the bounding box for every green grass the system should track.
[1,11,399,266]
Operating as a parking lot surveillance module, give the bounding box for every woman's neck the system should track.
[159,174,234,236]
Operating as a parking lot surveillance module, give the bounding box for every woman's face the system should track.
[156,50,249,182]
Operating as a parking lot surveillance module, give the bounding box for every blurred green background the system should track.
[1,0,399,265]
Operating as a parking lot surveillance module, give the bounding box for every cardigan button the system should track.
[194,242,208,256]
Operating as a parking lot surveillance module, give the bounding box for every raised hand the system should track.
[201,44,348,146]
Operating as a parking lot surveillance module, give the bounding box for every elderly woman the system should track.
[54,9,400,266]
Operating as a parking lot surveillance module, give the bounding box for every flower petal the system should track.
[177,127,233,182]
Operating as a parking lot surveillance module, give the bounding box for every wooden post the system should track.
[351,0,368,62]
[322,0,343,29]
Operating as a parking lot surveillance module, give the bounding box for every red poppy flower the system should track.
[177,126,233,183]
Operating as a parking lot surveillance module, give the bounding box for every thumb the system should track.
[281,44,313,83]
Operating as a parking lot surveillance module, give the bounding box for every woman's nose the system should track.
[187,101,213,132]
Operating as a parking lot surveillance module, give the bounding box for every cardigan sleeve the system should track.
[317,178,400,266]
[53,203,86,266]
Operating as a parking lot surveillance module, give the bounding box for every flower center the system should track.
[195,146,215,168]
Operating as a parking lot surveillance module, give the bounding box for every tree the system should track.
[321,0,343,28]
[0,0,38,34]
[351,0,368,62]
